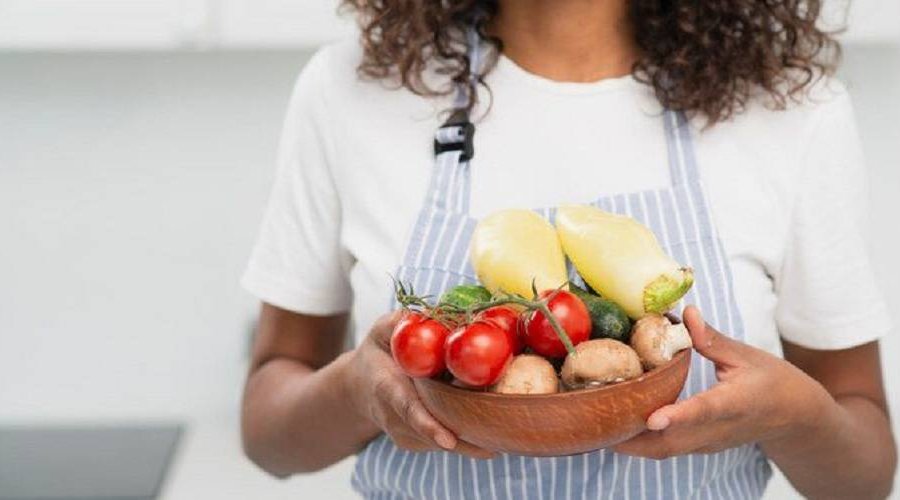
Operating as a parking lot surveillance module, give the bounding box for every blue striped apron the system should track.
[351,38,772,500]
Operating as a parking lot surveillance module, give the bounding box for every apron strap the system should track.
[427,27,484,214]
[663,110,701,186]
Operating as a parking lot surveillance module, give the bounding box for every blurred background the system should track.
[0,1,898,499]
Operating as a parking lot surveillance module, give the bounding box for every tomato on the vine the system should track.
[390,312,451,378]
[475,306,524,354]
[445,321,512,387]
[524,290,591,358]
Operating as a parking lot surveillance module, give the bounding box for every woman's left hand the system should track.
[613,305,832,459]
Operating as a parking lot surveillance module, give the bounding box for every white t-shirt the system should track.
[241,39,892,355]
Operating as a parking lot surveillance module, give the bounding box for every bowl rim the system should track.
[415,348,691,402]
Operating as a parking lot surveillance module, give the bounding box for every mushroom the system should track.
[629,314,693,370]
[491,354,559,395]
[560,339,643,388]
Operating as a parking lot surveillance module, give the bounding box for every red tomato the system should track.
[475,306,524,354]
[390,312,451,378]
[444,321,513,387]
[524,290,591,358]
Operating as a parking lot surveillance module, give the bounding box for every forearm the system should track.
[763,393,896,499]
[241,351,380,476]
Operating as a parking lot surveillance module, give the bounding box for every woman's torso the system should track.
[310,40,837,356]
[242,37,878,499]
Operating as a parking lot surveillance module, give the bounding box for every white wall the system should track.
[0,51,310,421]
[1,46,898,497]
[840,44,900,415]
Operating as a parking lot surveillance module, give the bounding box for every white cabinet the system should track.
[0,0,353,50]
[214,0,354,49]
[0,0,894,50]
[0,0,207,50]
[845,0,900,43]
[823,0,900,43]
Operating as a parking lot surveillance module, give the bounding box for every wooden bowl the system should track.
[414,348,691,457]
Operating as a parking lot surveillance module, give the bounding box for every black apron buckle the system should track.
[434,110,475,162]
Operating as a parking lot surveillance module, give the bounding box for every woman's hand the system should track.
[613,305,832,459]
[344,310,496,459]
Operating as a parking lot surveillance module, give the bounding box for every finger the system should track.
[382,378,458,451]
[453,440,498,460]
[388,430,496,459]
[391,388,496,458]
[612,431,676,459]
[645,389,733,431]
[388,431,440,453]
[613,429,717,459]
[370,310,404,350]
[682,305,749,367]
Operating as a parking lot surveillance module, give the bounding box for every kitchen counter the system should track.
[161,419,358,500]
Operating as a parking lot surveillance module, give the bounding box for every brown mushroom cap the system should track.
[560,339,643,388]
[492,354,559,395]
[630,314,693,370]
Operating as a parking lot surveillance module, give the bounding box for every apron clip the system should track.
[434,110,475,162]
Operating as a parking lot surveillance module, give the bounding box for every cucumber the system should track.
[440,284,493,309]
[570,284,632,342]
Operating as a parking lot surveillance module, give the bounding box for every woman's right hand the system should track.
[343,310,496,459]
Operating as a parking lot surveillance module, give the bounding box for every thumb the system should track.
[370,309,405,351]
[682,305,748,367]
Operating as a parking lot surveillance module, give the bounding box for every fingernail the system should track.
[435,432,456,450]
[647,414,670,431]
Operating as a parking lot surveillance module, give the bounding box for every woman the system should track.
[240,1,896,498]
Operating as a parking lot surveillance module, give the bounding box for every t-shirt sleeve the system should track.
[775,87,892,349]
[241,50,353,315]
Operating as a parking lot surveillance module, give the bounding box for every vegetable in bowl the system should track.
[556,205,694,319]
[390,204,695,398]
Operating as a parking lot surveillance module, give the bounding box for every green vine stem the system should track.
[393,279,465,329]
[466,294,576,356]
[393,281,577,357]
[534,299,577,355]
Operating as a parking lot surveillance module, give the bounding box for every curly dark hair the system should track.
[341,0,840,125]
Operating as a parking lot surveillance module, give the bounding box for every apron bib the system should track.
[352,37,771,500]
